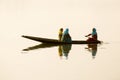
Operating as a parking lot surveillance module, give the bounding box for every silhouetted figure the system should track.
[85,28,98,41]
[58,28,63,41]
[86,44,97,59]
[61,28,72,43]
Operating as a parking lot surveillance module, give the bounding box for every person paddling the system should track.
[61,28,72,43]
[85,28,98,41]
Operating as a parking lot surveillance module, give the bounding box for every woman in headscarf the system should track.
[85,28,98,41]
[61,28,72,43]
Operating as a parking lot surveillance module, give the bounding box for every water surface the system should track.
[0,37,120,80]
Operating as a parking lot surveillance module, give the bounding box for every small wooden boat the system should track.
[22,35,101,44]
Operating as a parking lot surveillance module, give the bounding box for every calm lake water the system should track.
[0,35,120,80]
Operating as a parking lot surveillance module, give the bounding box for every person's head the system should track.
[60,28,63,32]
[65,28,69,32]
[63,28,69,35]
[92,28,96,32]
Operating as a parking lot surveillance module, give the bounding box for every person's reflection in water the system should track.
[86,44,97,59]
[58,45,63,59]
[58,44,72,60]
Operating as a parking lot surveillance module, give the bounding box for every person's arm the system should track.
[85,34,91,37]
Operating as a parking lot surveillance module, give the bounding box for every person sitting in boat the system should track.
[85,28,98,41]
[61,28,72,43]
[58,28,63,41]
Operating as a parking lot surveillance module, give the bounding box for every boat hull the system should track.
[22,35,101,44]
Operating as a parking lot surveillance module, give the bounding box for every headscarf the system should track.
[92,28,97,35]
[59,28,63,35]
[63,28,69,35]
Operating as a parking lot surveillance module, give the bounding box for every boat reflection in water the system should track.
[23,43,58,51]
[58,44,72,59]
[85,44,98,59]
[23,43,72,59]
[23,43,99,59]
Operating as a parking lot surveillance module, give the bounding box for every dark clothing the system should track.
[62,34,72,43]
[87,34,97,41]
[92,34,97,40]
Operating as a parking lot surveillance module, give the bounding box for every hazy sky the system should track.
[0,0,120,41]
